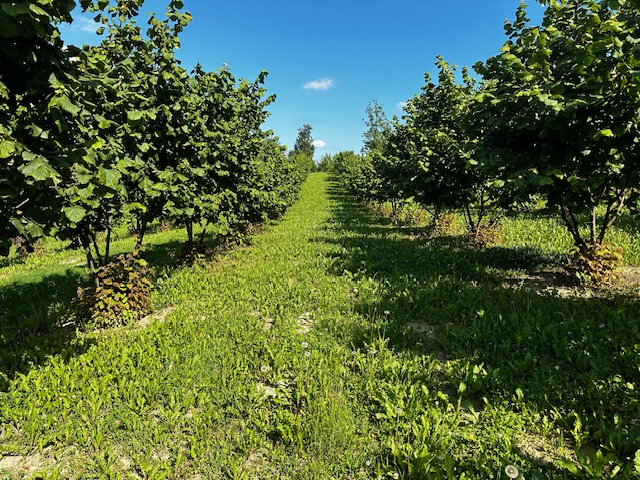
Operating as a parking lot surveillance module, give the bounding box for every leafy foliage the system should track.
[0,0,79,255]
[385,57,502,239]
[567,242,624,285]
[341,0,640,278]
[361,100,390,155]
[471,0,640,250]
[0,0,310,294]
[332,150,380,202]
[316,153,336,173]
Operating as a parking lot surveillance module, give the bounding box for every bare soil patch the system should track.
[503,266,640,298]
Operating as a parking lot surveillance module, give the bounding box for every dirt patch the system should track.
[610,266,640,294]
[60,257,84,266]
[503,270,583,297]
[136,306,174,329]
[516,434,563,465]
[405,322,438,340]
[263,316,274,331]
[504,266,640,298]
[405,322,447,362]
[256,383,277,400]
[0,453,47,476]
[297,312,314,334]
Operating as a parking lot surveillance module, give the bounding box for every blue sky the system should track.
[59,1,545,159]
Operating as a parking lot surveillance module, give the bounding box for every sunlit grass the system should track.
[1,173,639,478]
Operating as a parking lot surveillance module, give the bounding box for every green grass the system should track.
[1,173,639,479]
[0,223,195,392]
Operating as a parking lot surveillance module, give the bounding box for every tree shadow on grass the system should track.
[0,237,194,391]
[321,180,640,474]
[0,267,91,391]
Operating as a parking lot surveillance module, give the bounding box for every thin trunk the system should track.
[186,221,194,244]
[476,205,485,234]
[80,235,99,289]
[429,204,442,231]
[598,191,628,245]
[463,205,473,235]
[600,202,614,243]
[104,224,112,265]
[135,215,147,250]
[91,234,102,267]
[559,202,585,248]
[589,207,597,245]
[198,220,210,245]
[391,200,399,223]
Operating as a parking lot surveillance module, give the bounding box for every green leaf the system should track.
[126,202,147,213]
[1,3,30,16]
[19,156,59,182]
[0,140,16,158]
[28,4,49,16]
[90,137,106,150]
[151,182,169,191]
[594,129,614,140]
[532,176,553,186]
[75,186,94,200]
[10,218,24,235]
[98,168,121,188]
[127,110,145,122]
[48,95,82,115]
[558,458,579,474]
[63,206,87,224]
[116,158,137,170]
[24,222,43,238]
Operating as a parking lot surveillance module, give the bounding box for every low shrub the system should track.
[466,223,502,249]
[77,251,153,328]
[567,243,623,285]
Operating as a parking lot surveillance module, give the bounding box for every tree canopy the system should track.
[292,123,315,159]
[472,0,640,249]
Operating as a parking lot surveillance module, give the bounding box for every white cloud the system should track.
[303,78,335,91]
[73,16,100,33]
[312,140,326,148]
[396,101,407,111]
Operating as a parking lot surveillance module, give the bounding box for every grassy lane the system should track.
[1,173,639,479]
[0,173,375,479]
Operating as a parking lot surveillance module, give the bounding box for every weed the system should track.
[76,251,153,327]
[567,243,624,285]
[426,211,458,237]
[466,222,502,249]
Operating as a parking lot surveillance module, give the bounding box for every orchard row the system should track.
[0,0,312,273]
[333,0,640,275]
